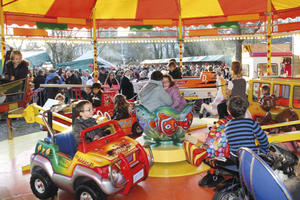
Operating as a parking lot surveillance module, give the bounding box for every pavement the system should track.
[0,118,40,141]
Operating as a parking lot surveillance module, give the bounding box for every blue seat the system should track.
[238,148,293,200]
[44,133,76,158]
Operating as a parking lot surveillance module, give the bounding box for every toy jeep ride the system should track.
[30,111,153,200]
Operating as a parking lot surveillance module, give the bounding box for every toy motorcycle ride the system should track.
[199,143,298,200]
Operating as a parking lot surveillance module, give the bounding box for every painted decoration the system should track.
[204,116,232,158]
[135,103,193,142]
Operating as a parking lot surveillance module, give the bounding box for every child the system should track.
[227,61,247,102]
[112,94,130,120]
[225,96,269,157]
[90,83,102,107]
[5,50,29,81]
[55,93,65,104]
[259,85,270,103]
[72,100,101,150]
[139,71,172,112]
[162,74,186,112]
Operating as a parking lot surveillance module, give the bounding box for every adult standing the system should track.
[33,70,46,89]
[168,60,182,79]
[104,72,120,93]
[45,69,63,84]
[99,67,107,84]
[120,70,134,100]
[5,50,29,81]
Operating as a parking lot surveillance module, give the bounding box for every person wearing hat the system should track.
[168,59,182,79]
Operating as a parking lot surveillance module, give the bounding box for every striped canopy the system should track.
[3,0,300,28]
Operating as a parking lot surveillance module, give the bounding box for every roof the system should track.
[140,55,224,65]
[251,77,300,85]
[250,52,293,57]
[56,50,115,70]
[3,0,300,28]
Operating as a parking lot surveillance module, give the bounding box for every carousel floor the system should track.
[0,130,215,200]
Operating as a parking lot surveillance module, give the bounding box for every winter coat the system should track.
[166,85,187,112]
[169,67,182,79]
[112,107,130,120]
[90,92,102,107]
[120,76,135,100]
[45,72,63,84]
[5,60,29,80]
[72,117,98,150]
[33,75,46,89]
[139,80,172,112]
[45,78,60,99]
[66,74,82,84]
[104,79,120,92]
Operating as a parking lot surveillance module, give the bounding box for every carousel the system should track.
[1,1,300,200]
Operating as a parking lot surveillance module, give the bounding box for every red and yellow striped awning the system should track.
[2,0,300,28]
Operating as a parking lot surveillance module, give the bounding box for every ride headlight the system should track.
[109,168,125,187]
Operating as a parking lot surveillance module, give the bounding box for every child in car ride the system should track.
[112,94,130,120]
[72,100,103,150]
[90,83,102,107]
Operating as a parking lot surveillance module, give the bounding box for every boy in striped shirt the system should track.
[225,96,269,157]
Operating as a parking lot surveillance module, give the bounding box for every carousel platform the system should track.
[0,120,215,200]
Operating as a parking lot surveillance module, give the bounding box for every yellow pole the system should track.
[0,1,6,71]
[266,0,272,76]
[92,7,98,82]
[178,9,183,71]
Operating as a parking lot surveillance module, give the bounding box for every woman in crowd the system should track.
[104,72,120,93]
[162,74,186,112]
[120,70,135,100]
[217,61,247,119]
[5,50,29,81]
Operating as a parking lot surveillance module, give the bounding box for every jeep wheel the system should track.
[131,122,143,138]
[75,182,107,200]
[30,170,58,199]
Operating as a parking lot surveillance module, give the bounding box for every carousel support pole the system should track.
[0,1,6,71]
[92,7,98,82]
[178,15,183,71]
[266,0,272,76]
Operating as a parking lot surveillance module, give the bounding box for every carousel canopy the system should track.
[3,0,300,29]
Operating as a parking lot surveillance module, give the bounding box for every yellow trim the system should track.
[92,7,98,83]
[9,103,18,110]
[266,0,272,75]
[152,144,186,163]
[57,17,86,25]
[149,161,209,178]
[0,3,5,69]
[268,131,300,143]
[262,120,300,130]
